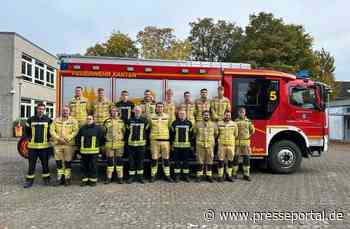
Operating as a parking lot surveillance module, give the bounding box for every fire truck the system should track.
[18,55,330,174]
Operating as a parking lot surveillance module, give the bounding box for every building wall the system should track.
[328,107,344,140]
[0,32,57,138]
[0,34,14,138]
[13,35,57,120]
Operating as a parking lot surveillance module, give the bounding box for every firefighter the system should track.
[211,86,231,122]
[23,103,52,188]
[103,106,125,184]
[76,115,104,186]
[115,90,135,123]
[170,109,193,182]
[164,88,176,124]
[194,110,218,182]
[140,89,156,118]
[217,110,238,182]
[50,105,79,186]
[195,88,211,122]
[233,107,255,181]
[93,88,112,126]
[69,86,88,126]
[178,91,195,125]
[125,106,150,184]
[149,102,173,182]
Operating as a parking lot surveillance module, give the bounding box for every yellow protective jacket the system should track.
[195,120,218,148]
[195,98,211,121]
[149,113,170,140]
[164,100,176,123]
[140,100,156,118]
[178,102,195,124]
[69,96,88,125]
[50,116,79,146]
[93,97,112,126]
[103,117,125,149]
[217,120,238,146]
[235,117,255,146]
[211,96,231,121]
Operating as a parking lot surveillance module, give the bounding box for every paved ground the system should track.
[0,141,349,229]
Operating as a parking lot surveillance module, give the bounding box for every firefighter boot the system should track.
[137,170,145,184]
[23,178,34,188]
[206,165,214,183]
[127,170,136,184]
[217,161,225,182]
[243,155,251,182]
[150,160,158,183]
[195,164,204,182]
[226,161,234,182]
[64,162,72,186]
[163,160,173,183]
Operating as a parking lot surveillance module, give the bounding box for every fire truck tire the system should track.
[17,136,29,159]
[268,140,302,174]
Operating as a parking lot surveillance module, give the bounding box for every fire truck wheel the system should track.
[17,136,29,159]
[268,140,302,174]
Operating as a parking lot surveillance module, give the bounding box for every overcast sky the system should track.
[1,0,348,80]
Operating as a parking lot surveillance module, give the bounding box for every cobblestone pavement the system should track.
[0,141,349,229]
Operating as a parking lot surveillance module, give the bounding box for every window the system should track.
[20,99,32,119]
[21,54,33,82]
[115,79,164,102]
[46,102,54,118]
[46,66,55,88]
[233,78,279,119]
[290,87,318,109]
[34,64,45,85]
[167,80,220,103]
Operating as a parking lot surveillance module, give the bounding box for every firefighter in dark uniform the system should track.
[233,107,255,181]
[115,90,135,122]
[76,115,104,186]
[125,106,150,183]
[23,102,52,188]
[170,109,193,182]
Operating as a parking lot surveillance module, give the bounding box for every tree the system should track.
[239,12,315,73]
[188,18,243,62]
[85,31,138,57]
[137,26,191,60]
[313,48,338,98]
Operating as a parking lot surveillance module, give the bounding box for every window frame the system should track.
[289,86,319,110]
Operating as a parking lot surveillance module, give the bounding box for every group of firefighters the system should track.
[23,85,255,188]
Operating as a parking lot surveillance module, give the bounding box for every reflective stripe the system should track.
[65,169,72,179]
[163,166,170,176]
[82,178,89,182]
[218,168,224,177]
[89,178,97,182]
[128,124,146,146]
[28,122,49,149]
[151,166,158,177]
[232,166,239,175]
[137,170,144,175]
[196,170,203,177]
[173,126,191,148]
[42,173,50,178]
[57,169,65,176]
[107,166,114,173]
[174,169,181,174]
[129,170,136,176]
[226,168,232,177]
[80,136,99,154]
[206,170,212,177]
[243,166,250,176]
[183,169,190,174]
[26,174,35,179]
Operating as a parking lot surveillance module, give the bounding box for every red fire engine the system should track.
[18,56,330,174]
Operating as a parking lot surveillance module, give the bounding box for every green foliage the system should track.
[137,26,191,60]
[85,31,138,57]
[188,18,243,62]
